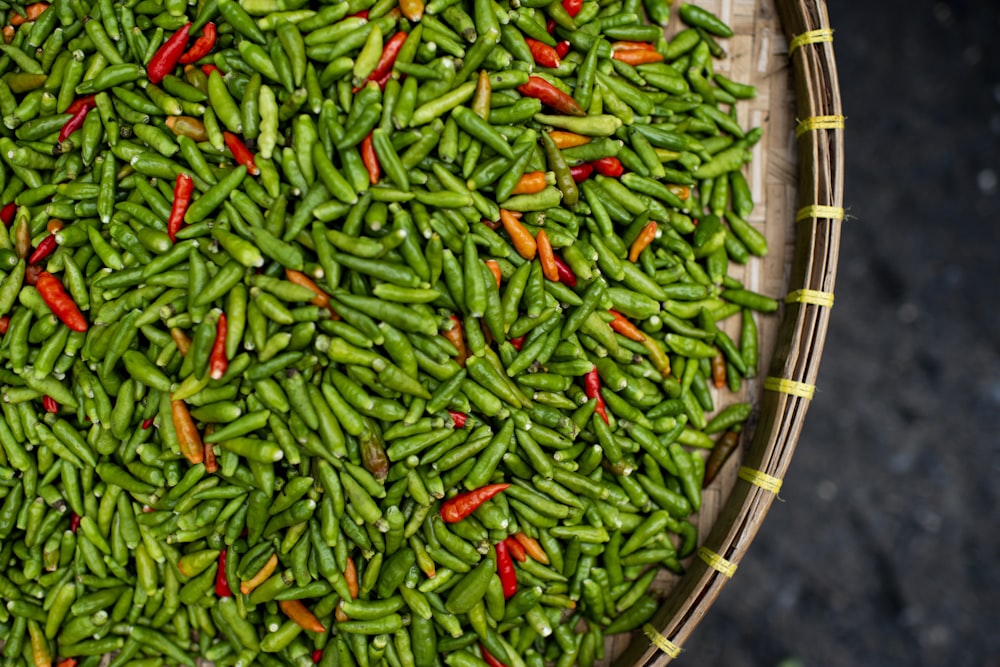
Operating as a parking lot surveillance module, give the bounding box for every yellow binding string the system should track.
[795,205,845,222]
[698,547,737,578]
[795,114,845,137]
[788,28,834,55]
[785,289,835,308]
[763,377,815,400]
[643,625,682,659]
[738,467,783,493]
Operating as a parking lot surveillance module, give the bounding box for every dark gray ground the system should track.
[682,1,1000,665]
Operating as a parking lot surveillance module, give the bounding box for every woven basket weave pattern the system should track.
[605,0,844,663]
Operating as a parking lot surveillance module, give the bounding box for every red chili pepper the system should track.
[312,650,323,664]
[42,395,59,414]
[555,40,571,58]
[223,131,259,176]
[569,163,593,183]
[70,513,80,532]
[591,156,623,177]
[365,31,407,88]
[179,22,216,64]
[494,541,517,599]
[200,63,222,77]
[167,172,194,242]
[375,69,393,90]
[517,76,585,116]
[25,264,43,286]
[503,536,527,562]
[525,38,560,68]
[553,255,576,287]
[561,0,582,17]
[215,549,232,597]
[64,95,95,116]
[142,417,155,429]
[361,133,380,185]
[352,9,369,18]
[584,366,608,423]
[28,235,57,265]
[147,22,191,84]
[0,316,9,335]
[0,203,15,227]
[440,484,510,523]
[545,18,556,34]
[480,645,509,667]
[35,271,87,332]
[448,410,467,428]
[509,335,525,351]
[209,313,228,380]
[58,104,90,142]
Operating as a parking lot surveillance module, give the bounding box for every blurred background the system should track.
[685,1,1000,665]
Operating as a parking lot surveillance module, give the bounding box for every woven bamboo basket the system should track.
[604,0,844,663]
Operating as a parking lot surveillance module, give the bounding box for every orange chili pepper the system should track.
[611,40,658,52]
[171,399,204,465]
[525,37,560,68]
[510,171,548,195]
[641,336,671,377]
[441,314,467,367]
[336,557,359,621]
[179,21,217,64]
[628,221,659,262]
[285,269,330,308]
[548,130,591,149]
[57,659,77,667]
[398,0,423,21]
[171,327,192,356]
[499,209,537,260]
[9,2,48,25]
[517,76,585,116]
[2,25,14,43]
[440,484,510,523]
[611,49,665,65]
[485,259,502,289]
[46,219,64,234]
[503,536,526,562]
[360,133,380,185]
[711,351,727,389]
[512,533,549,565]
[240,553,279,595]
[345,557,359,598]
[608,310,646,342]
[279,599,327,633]
[668,183,690,200]
[165,116,209,141]
[536,229,558,281]
[35,272,87,332]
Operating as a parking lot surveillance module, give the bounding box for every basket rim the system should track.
[621,1,846,663]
